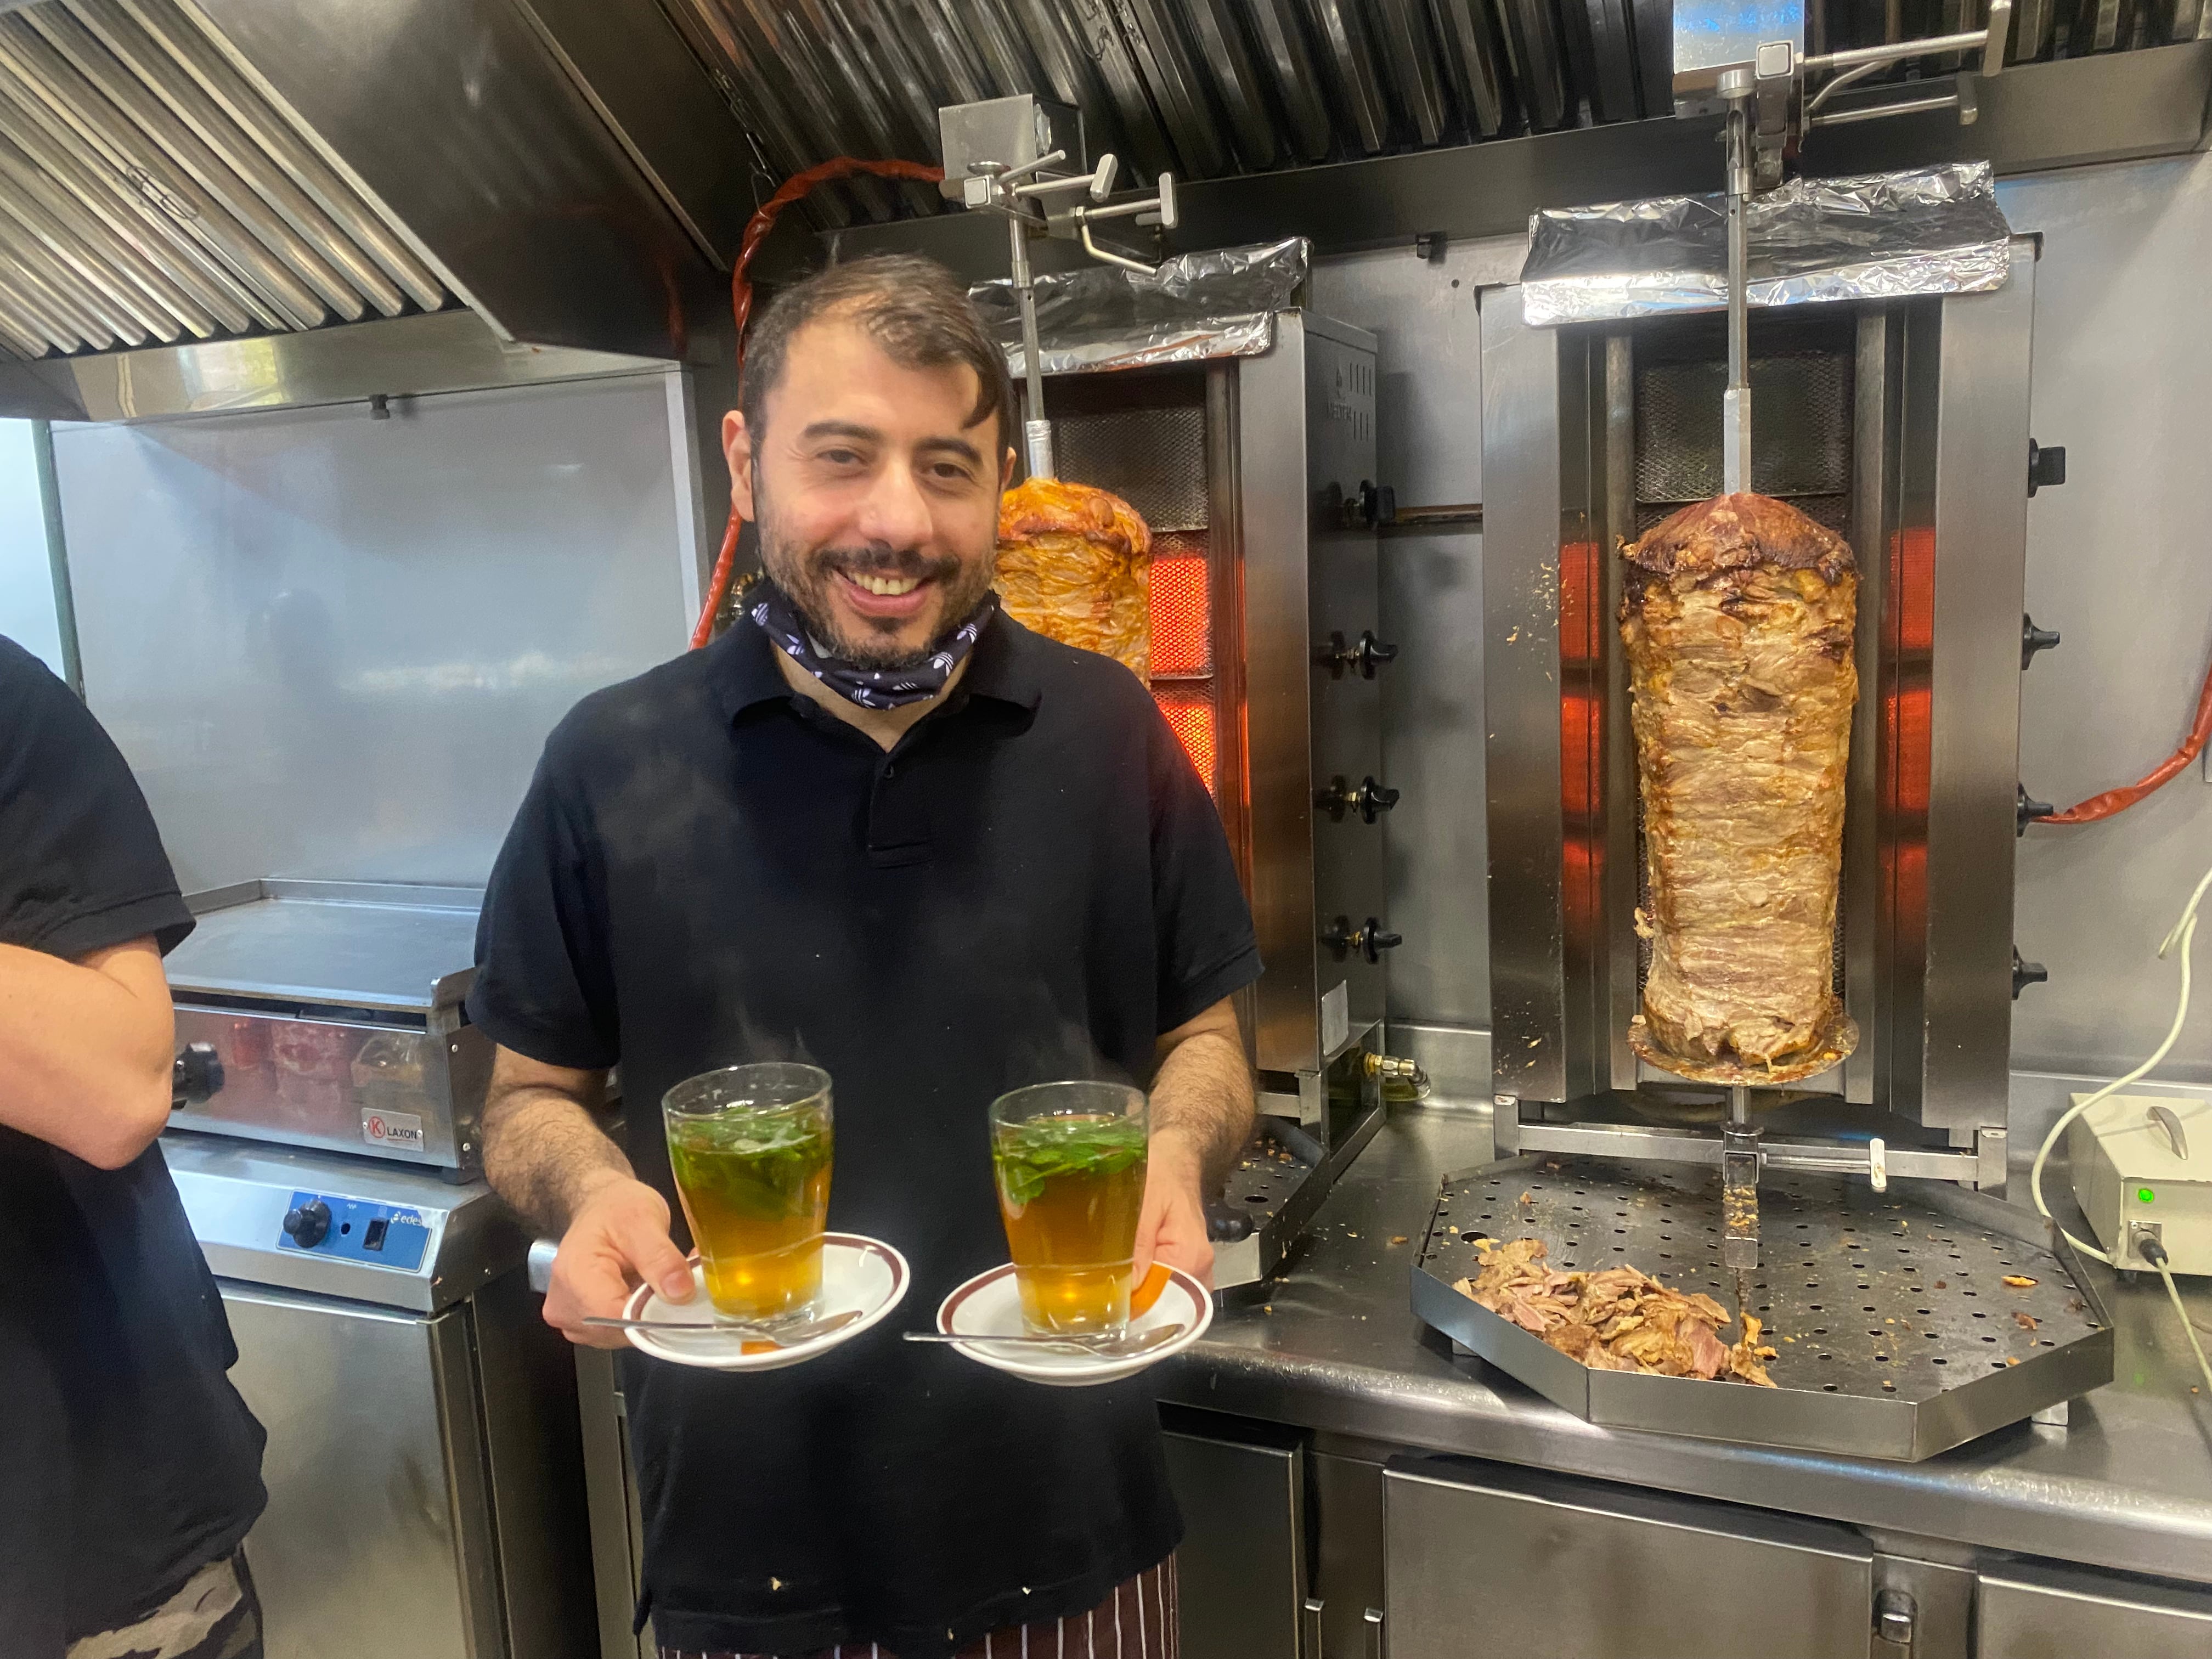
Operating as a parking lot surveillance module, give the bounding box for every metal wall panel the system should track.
[1918,241,2037,1137]
[54,371,696,893]
[1310,243,1494,1032]
[2001,155,2212,1082]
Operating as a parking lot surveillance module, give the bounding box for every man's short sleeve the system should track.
[1147,699,1262,1034]
[468,728,621,1071]
[0,638,193,961]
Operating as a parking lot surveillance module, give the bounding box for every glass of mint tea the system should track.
[989,1080,1149,1335]
[663,1062,833,1323]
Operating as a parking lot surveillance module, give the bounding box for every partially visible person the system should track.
[0,635,268,1659]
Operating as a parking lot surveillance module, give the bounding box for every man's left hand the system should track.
[1133,1131,1214,1291]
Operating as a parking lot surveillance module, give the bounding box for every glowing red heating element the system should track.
[1147,531,1217,793]
[1152,688,1217,795]
[1148,535,1211,676]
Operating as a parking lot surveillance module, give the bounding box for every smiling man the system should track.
[470,254,1259,1657]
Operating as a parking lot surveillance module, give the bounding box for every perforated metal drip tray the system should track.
[1411,1154,2114,1462]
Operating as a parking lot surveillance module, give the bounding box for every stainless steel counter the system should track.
[1156,1104,2212,1588]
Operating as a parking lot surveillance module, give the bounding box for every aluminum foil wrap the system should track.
[969,236,1308,375]
[1520,162,2014,326]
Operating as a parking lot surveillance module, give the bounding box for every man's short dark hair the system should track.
[740,254,1015,458]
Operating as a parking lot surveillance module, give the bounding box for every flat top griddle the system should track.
[167,879,481,1015]
[1412,1154,2114,1461]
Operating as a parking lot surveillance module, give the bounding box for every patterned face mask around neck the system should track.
[749,581,998,710]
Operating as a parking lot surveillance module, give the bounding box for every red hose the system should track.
[2042,646,2212,824]
[690,156,946,650]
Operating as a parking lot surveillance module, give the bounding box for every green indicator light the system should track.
[2138,1188,2155,1204]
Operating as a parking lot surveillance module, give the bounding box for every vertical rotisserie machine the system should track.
[1408,0,2115,1462]
[1483,245,2042,1189]
[940,96,1401,1285]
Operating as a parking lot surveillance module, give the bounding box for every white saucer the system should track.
[933,1262,1212,1387]
[620,1233,908,1372]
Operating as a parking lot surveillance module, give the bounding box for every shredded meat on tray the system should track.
[1455,1237,1776,1386]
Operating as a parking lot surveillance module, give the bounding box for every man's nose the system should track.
[854,458,934,549]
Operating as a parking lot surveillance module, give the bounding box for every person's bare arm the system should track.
[1133,996,1255,1289]
[483,1046,696,1346]
[0,936,176,1170]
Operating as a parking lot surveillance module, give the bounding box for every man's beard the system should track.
[758,510,998,673]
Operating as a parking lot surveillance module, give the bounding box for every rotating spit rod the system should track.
[1722,1086,1761,1327]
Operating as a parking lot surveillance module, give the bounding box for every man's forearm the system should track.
[0,939,173,1168]
[1149,1024,1255,1190]
[483,1073,634,1238]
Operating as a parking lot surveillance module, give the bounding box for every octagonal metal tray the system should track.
[1410,1154,2114,1462]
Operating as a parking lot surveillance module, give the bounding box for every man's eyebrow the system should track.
[797,420,884,444]
[916,435,985,466]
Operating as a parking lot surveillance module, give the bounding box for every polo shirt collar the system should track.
[709,605,1043,725]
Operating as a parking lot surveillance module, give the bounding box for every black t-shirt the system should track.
[470,613,1261,1657]
[0,636,268,1650]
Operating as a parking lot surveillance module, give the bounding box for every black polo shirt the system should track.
[0,636,268,1651]
[469,611,1260,1657]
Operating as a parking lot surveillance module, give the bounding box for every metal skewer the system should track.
[1722,1082,1760,1328]
[1719,68,1754,496]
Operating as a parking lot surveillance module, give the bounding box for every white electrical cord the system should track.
[2027,860,2212,1400]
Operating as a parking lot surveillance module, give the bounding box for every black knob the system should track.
[1355,777,1401,824]
[1323,916,1403,964]
[1360,922,1404,964]
[1356,633,1399,678]
[171,1041,223,1110]
[2022,614,2062,670]
[2012,948,2049,1000]
[2028,440,2066,496]
[1340,479,1398,529]
[1316,776,1402,823]
[2017,783,2056,836]
[282,1198,331,1249]
[1205,1202,1257,1243]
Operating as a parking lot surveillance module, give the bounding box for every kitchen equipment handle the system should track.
[1363,1606,1384,1659]
[1300,1597,1323,1657]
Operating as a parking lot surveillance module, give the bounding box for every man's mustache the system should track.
[808,545,960,584]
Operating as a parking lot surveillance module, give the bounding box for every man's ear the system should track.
[1000,445,1017,491]
[724,410,756,522]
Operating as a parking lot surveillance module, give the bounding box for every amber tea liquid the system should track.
[993,1111,1148,1334]
[668,1103,832,1321]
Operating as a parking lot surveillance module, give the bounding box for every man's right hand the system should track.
[542,1174,697,1348]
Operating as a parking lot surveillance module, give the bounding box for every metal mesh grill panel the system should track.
[1634,352,1853,504]
[1050,405,1209,531]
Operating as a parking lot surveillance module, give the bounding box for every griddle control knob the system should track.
[171,1042,222,1110]
[2012,947,2049,1000]
[283,1198,331,1249]
[2021,614,2062,670]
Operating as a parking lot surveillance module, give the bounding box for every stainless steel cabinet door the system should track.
[1164,1430,1306,1659]
[222,1284,499,1659]
[1383,1460,1873,1659]
[1978,1565,2212,1657]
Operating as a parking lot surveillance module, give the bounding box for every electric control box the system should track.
[2068,1093,2211,1274]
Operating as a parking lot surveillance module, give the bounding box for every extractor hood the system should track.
[0,0,774,417]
